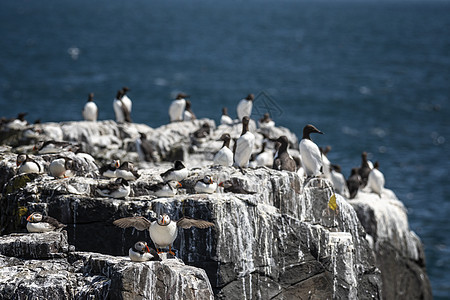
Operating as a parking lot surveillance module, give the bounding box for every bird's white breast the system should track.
[237,99,252,120]
[163,168,188,182]
[83,102,98,121]
[220,115,233,125]
[113,99,125,123]
[49,158,66,178]
[129,248,154,262]
[195,181,217,194]
[149,221,178,248]
[299,139,322,177]
[18,162,40,174]
[368,169,385,196]
[27,222,54,233]
[234,132,255,167]
[169,99,186,122]
[255,151,274,167]
[214,147,234,166]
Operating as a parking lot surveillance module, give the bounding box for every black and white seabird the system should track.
[96,178,130,199]
[233,116,255,168]
[121,86,133,115]
[213,133,233,167]
[26,212,66,233]
[160,160,188,182]
[34,140,80,154]
[129,241,161,262]
[194,175,217,194]
[273,136,296,172]
[113,90,132,123]
[367,161,385,198]
[299,124,324,177]
[82,93,98,121]
[347,168,362,199]
[358,152,372,187]
[192,123,211,139]
[169,93,188,122]
[236,94,254,121]
[250,142,274,168]
[330,164,349,197]
[49,157,74,178]
[115,161,140,181]
[183,100,196,121]
[220,107,233,125]
[113,214,214,255]
[16,154,41,174]
[258,112,275,128]
[136,132,156,162]
[99,160,121,178]
[147,181,182,197]
[218,180,256,194]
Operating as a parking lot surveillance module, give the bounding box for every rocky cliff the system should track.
[0,120,431,299]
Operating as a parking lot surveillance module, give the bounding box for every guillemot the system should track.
[160,160,188,182]
[233,116,255,168]
[299,124,324,177]
[367,161,385,198]
[82,93,98,121]
[169,93,188,122]
[236,94,254,121]
[273,136,296,172]
[213,133,233,167]
[220,107,233,125]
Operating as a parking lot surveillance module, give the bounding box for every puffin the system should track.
[135,132,155,162]
[330,164,349,197]
[121,86,133,115]
[26,212,66,233]
[367,161,385,198]
[273,136,296,172]
[115,161,140,181]
[358,152,372,187]
[183,100,196,121]
[233,116,255,168]
[34,140,80,154]
[213,133,234,167]
[194,175,217,194]
[49,157,74,178]
[236,94,254,121]
[113,90,132,123]
[160,160,188,182]
[16,154,41,174]
[113,214,214,255]
[299,124,324,178]
[96,178,130,199]
[147,181,182,197]
[347,168,362,199]
[99,160,121,178]
[220,107,233,125]
[82,93,98,121]
[169,93,188,122]
[129,241,161,262]
[258,113,275,128]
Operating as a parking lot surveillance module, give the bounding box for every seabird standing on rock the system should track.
[135,133,156,162]
[219,180,256,194]
[49,157,74,178]
[250,142,273,168]
[299,124,324,178]
[169,93,188,122]
[347,168,362,199]
[183,100,196,121]
[258,113,275,128]
[273,136,296,172]
[358,152,372,187]
[113,90,132,123]
[147,181,182,197]
[96,178,130,199]
[234,116,255,169]
[113,214,214,255]
[237,94,254,121]
[192,123,211,139]
[213,133,234,166]
[160,160,188,182]
[115,161,140,181]
[34,140,80,154]
[129,241,161,262]
[121,86,133,114]
[82,93,98,121]
[367,161,385,198]
[194,175,217,194]
[99,160,121,178]
[220,107,233,125]
[26,212,66,233]
[330,164,349,197]
[16,154,41,174]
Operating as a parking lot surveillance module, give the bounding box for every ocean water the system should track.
[1,0,449,297]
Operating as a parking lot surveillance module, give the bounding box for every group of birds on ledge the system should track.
[8,87,385,262]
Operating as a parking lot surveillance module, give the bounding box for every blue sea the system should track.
[1,0,449,297]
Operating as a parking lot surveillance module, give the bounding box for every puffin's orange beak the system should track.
[16,162,20,167]
[146,245,150,253]
[209,178,213,184]
[176,182,182,188]
[26,215,32,222]
[218,182,224,187]
[115,161,120,168]
[32,145,37,151]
